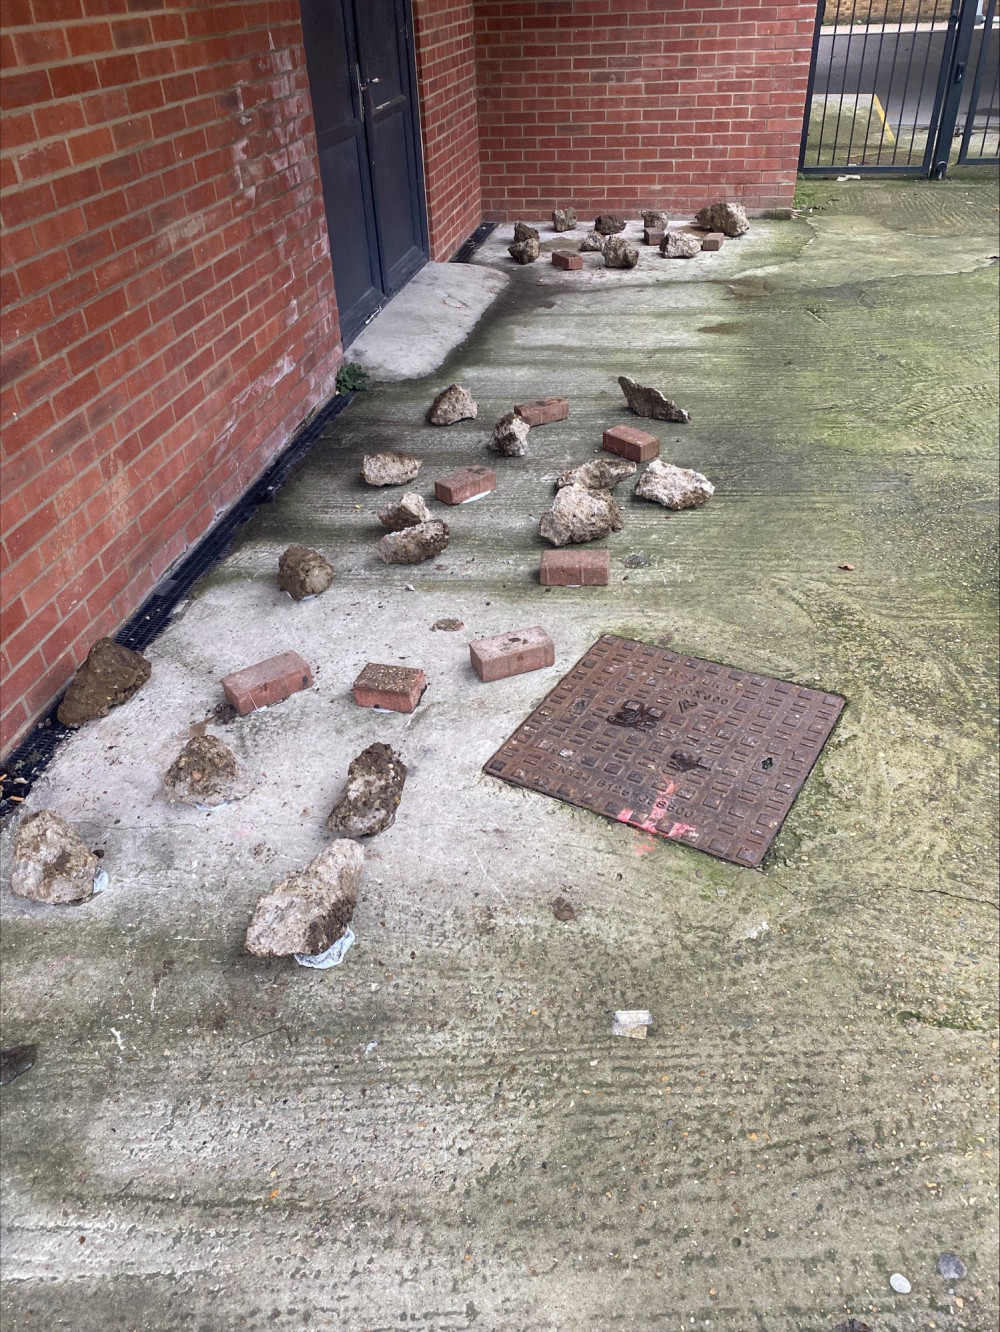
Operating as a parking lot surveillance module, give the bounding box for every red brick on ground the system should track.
[514,398,570,426]
[352,663,427,713]
[602,425,660,464]
[222,651,314,716]
[469,626,555,682]
[434,466,497,505]
[539,549,611,587]
[552,251,583,270]
[644,229,665,247]
[701,233,725,251]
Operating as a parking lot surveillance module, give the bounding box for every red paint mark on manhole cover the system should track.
[483,634,845,867]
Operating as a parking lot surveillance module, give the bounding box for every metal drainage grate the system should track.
[485,635,845,868]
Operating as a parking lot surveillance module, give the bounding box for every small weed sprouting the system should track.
[336,362,371,394]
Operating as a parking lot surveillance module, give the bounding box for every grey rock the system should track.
[634,459,714,510]
[642,209,669,230]
[164,734,241,807]
[427,383,478,425]
[245,840,363,958]
[622,551,652,568]
[361,452,422,485]
[10,810,99,904]
[618,374,691,423]
[594,213,626,235]
[376,520,449,565]
[57,638,151,728]
[694,200,750,237]
[539,483,623,547]
[277,544,334,600]
[377,492,432,531]
[326,743,407,837]
[557,457,637,490]
[0,1045,37,1086]
[603,236,639,269]
[508,236,540,264]
[490,411,531,457]
[579,231,606,253]
[513,221,539,242]
[660,229,702,258]
[552,207,577,231]
[936,1253,967,1280]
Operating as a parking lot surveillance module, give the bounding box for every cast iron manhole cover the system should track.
[484,635,845,867]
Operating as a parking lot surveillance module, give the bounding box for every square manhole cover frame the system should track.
[484,634,846,867]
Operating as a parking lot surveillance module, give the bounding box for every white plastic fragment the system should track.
[92,869,109,895]
[294,926,356,970]
[613,1009,653,1038]
[889,1273,912,1293]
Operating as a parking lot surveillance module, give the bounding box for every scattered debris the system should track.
[0,1044,37,1086]
[295,926,355,969]
[618,374,691,423]
[552,207,577,231]
[377,492,432,531]
[613,1009,652,1039]
[936,1253,967,1280]
[277,544,335,600]
[164,734,241,807]
[513,221,540,242]
[222,650,313,715]
[327,742,407,837]
[838,1321,873,1332]
[431,618,464,632]
[57,638,151,728]
[245,839,363,959]
[552,896,576,921]
[701,232,725,251]
[540,548,610,586]
[435,466,496,504]
[660,230,702,259]
[514,397,569,426]
[603,423,660,463]
[490,411,531,457]
[362,451,422,485]
[836,174,862,182]
[427,384,478,425]
[205,700,238,727]
[353,662,427,713]
[10,810,100,904]
[622,551,651,568]
[508,236,540,264]
[376,519,450,564]
[557,457,637,490]
[579,231,606,253]
[635,460,715,510]
[694,200,750,236]
[889,1273,912,1294]
[594,213,626,235]
[839,562,855,571]
[470,626,555,682]
[539,484,623,546]
[603,236,639,269]
[552,250,582,270]
[641,209,669,230]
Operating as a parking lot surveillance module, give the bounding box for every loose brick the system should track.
[469,626,555,683]
[644,229,665,246]
[434,465,497,505]
[701,232,725,251]
[352,662,427,714]
[551,250,583,270]
[602,424,660,464]
[539,549,610,587]
[514,397,570,427]
[222,650,313,715]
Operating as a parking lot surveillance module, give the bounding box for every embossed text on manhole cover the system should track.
[484,635,845,867]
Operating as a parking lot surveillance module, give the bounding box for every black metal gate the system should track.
[800,0,999,176]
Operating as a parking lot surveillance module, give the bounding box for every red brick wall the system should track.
[0,1,342,756]
[473,0,816,220]
[413,0,483,260]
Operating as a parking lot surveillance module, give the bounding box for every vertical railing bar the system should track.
[893,0,926,162]
[959,0,997,158]
[823,0,851,164]
[842,0,879,166]
[876,0,906,162]
[929,0,981,174]
[901,0,933,163]
[799,0,829,167]
[913,0,955,171]
[865,0,896,163]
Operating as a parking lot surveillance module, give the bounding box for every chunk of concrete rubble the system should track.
[660,229,702,258]
[427,383,478,425]
[377,492,432,531]
[163,734,241,807]
[513,221,539,242]
[326,742,407,837]
[361,452,421,485]
[56,638,151,728]
[489,411,531,457]
[694,200,750,237]
[245,840,363,958]
[594,213,626,235]
[613,1009,652,1038]
[508,236,540,264]
[277,544,334,600]
[376,519,449,564]
[579,231,606,253]
[552,207,577,231]
[936,1253,967,1280]
[603,236,639,269]
[556,457,637,490]
[618,374,691,423]
[634,459,715,510]
[10,810,100,904]
[642,209,669,230]
[539,483,623,547]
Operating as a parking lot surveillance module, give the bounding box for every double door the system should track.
[299,0,428,345]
